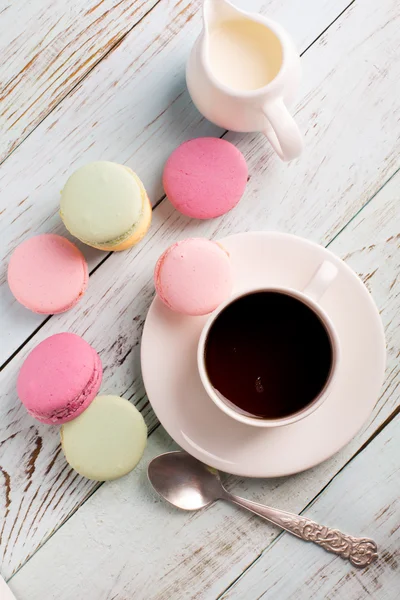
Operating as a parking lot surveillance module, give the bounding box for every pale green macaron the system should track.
[61,395,147,481]
[60,161,152,251]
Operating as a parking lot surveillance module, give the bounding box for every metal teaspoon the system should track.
[148,451,378,568]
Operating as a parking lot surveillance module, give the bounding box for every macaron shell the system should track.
[163,137,248,219]
[17,333,102,424]
[93,192,152,251]
[60,395,148,481]
[8,234,88,314]
[60,162,147,248]
[155,238,233,315]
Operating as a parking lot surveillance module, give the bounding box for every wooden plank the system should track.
[222,416,400,600]
[0,0,351,165]
[0,0,160,162]
[6,164,400,596]
[1,0,399,583]
[0,0,357,365]
[1,0,399,580]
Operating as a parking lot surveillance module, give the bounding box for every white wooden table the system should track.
[1,1,399,598]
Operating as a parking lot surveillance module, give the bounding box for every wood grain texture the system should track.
[222,416,400,600]
[0,0,160,162]
[1,0,399,588]
[0,0,356,365]
[6,165,400,596]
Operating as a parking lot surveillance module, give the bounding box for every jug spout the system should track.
[203,0,242,32]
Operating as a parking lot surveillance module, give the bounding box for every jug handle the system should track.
[262,98,303,162]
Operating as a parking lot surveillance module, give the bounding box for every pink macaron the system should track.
[163,137,248,219]
[17,333,102,424]
[8,234,88,314]
[154,238,233,316]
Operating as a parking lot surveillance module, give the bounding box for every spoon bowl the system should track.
[148,451,223,510]
[148,451,378,568]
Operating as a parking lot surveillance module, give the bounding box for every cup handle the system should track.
[262,98,303,162]
[303,261,338,303]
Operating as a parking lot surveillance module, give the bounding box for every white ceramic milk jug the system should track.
[186,0,303,161]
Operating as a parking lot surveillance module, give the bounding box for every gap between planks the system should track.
[0,0,360,373]
[216,404,400,599]
[6,165,399,585]
[0,0,164,168]
[324,167,400,251]
[220,415,400,600]
[8,406,398,589]
[0,0,355,170]
[1,0,398,584]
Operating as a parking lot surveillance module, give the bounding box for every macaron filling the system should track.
[26,351,103,424]
[60,163,150,249]
[79,181,148,248]
[90,185,151,250]
[17,333,103,425]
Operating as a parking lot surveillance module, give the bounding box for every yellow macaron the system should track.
[60,395,147,481]
[60,161,151,251]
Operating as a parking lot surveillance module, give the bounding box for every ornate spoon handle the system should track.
[224,491,378,568]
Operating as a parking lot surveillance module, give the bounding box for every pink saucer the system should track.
[8,234,88,314]
[163,137,248,219]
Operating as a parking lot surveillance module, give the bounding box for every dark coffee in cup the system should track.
[204,291,333,419]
